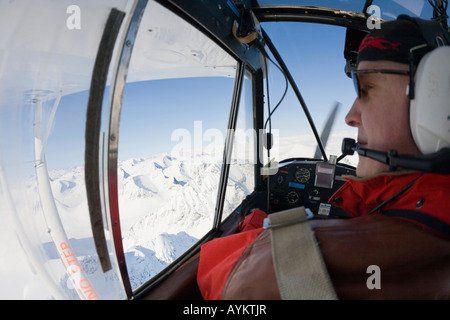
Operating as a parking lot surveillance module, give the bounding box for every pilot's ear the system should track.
[409,46,450,154]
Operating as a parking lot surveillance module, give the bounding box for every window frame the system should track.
[91,0,265,298]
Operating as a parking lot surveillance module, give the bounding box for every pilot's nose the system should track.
[345,99,362,128]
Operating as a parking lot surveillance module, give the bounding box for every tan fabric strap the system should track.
[266,207,337,300]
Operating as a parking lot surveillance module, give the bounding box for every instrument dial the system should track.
[286,191,300,205]
[295,167,311,184]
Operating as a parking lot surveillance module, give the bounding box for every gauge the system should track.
[308,189,320,204]
[295,167,311,184]
[286,191,300,205]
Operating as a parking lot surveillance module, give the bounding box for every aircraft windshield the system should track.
[116,1,248,292]
[261,21,359,166]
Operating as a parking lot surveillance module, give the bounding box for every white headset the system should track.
[410,45,450,154]
[399,14,450,155]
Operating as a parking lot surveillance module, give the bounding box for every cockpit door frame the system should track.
[85,0,149,299]
[213,62,246,230]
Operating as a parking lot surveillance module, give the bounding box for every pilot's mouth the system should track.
[356,140,367,148]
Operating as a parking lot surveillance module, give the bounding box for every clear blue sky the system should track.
[262,22,356,136]
[45,22,356,170]
[45,77,236,169]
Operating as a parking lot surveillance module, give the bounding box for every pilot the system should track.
[196,16,450,299]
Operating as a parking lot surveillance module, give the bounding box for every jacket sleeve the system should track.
[197,209,267,300]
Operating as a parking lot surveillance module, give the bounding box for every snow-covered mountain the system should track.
[48,151,254,293]
[4,133,356,299]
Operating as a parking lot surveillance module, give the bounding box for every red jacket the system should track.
[197,171,450,299]
[329,171,450,225]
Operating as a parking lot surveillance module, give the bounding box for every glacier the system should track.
[0,133,356,299]
[46,151,254,294]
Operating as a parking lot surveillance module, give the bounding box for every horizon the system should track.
[43,22,358,171]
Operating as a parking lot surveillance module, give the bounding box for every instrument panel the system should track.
[268,159,356,218]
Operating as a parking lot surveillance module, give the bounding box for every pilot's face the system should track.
[345,60,421,177]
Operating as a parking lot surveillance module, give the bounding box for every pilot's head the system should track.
[345,17,433,177]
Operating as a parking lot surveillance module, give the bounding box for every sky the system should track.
[44,21,357,170]
[45,76,237,169]
[262,22,357,134]
[41,0,450,170]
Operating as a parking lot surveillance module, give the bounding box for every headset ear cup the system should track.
[410,46,450,154]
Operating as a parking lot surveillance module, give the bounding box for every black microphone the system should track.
[341,137,357,156]
[340,138,450,174]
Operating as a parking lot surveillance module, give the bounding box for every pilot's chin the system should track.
[356,156,388,178]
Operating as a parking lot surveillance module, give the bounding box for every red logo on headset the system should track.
[359,35,402,52]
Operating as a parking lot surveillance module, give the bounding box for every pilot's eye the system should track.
[359,84,373,98]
